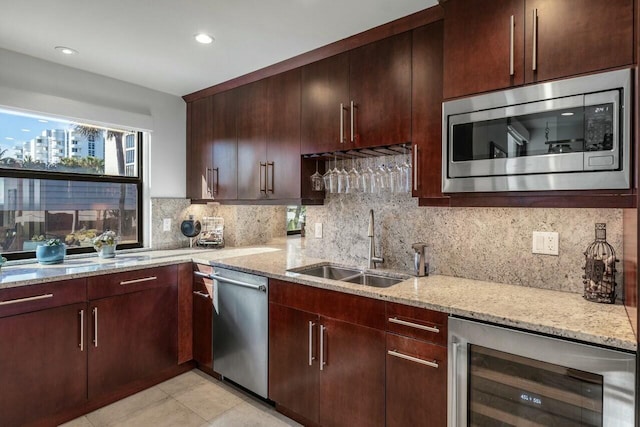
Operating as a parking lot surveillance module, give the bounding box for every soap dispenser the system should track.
[411,242,428,277]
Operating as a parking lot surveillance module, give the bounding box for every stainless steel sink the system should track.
[288,264,362,280]
[288,263,410,288]
[342,273,405,288]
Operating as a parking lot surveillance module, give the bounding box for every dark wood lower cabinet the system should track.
[386,333,447,427]
[88,285,178,398]
[0,302,87,427]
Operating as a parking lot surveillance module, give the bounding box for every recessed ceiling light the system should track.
[194,33,214,44]
[38,119,49,123]
[5,137,14,140]
[55,46,78,55]
[21,129,30,132]
[561,112,574,116]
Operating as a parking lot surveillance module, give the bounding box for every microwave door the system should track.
[448,95,585,179]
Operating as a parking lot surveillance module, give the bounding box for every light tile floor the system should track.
[60,370,302,427]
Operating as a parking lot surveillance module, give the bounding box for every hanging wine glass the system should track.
[347,156,361,193]
[310,160,324,192]
[337,158,348,193]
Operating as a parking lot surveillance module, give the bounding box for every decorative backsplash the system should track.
[150,198,286,250]
[304,192,623,295]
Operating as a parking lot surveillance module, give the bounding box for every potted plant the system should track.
[35,238,66,264]
[93,230,118,258]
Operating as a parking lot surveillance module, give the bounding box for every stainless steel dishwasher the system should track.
[210,267,268,398]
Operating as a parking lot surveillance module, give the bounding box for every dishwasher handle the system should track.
[212,273,267,292]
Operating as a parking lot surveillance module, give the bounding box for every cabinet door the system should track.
[266,69,301,199]
[236,80,268,199]
[187,97,214,200]
[0,303,87,426]
[412,21,446,199]
[386,334,447,427]
[524,0,633,83]
[443,0,525,99]
[192,266,213,370]
[88,285,177,398]
[300,52,350,154]
[212,90,238,200]
[319,317,385,427]
[349,32,411,148]
[269,303,319,424]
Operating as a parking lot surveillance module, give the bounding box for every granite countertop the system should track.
[0,237,635,352]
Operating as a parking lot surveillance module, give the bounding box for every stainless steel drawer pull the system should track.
[79,309,84,351]
[120,276,157,285]
[211,273,266,292]
[388,350,438,369]
[92,307,98,347]
[389,317,440,333]
[0,293,53,306]
[193,271,213,279]
[193,290,210,299]
[308,321,316,366]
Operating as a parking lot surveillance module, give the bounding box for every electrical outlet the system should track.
[163,218,172,232]
[532,231,559,256]
[314,223,323,238]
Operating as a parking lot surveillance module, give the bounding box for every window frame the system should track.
[0,131,144,260]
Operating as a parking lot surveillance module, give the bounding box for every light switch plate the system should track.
[314,223,323,238]
[532,231,559,256]
[163,218,172,232]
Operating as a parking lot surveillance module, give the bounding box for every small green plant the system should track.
[92,230,118,249]
[43,238,63,246]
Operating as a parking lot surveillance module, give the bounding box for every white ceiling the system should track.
[0,0,438,97]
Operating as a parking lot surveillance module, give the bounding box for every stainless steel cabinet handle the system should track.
[308,321,316,366]
[267,161,274,193]
[120,276,157,286]
[79,309,84,351]
[193,271,213,279]
[532,8,538,71]
[389,317,440,333]
[0,293,53,306]
[319,324,326,371]
[193,290,210,299]
[206,168,212,196]
[350,100,355,143]
[509,15,515,76]
[339,103,345,144]
[259,162,267,194]
[413,144,418,191]
[212,273,267,292]
[388,350,438,368]
[92,307,98,347]
[451,341,460,427]
[212,167,219,195]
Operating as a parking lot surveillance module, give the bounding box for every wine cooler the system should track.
[448,318,635,426]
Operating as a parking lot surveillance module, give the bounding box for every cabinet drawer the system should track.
[0,278,86,318]
[88,265,177,300]
[386,333,447,370]
[386,302,447,345]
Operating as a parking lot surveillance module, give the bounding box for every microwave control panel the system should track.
[585,103,614,151]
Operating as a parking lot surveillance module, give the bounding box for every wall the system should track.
[150,198,286,250]
[305,192,623,295]
[0,48,186,198]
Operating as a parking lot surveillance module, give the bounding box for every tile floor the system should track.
[60,370,302,427]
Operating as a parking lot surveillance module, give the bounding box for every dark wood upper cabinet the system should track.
[266,69,302,199]
[349,32,412,149]
[211,90,238,200]
[301,52,350,155]
[186,97,214,200]
[412,21,447,201]
[523,0,634,84]
[443,0,524,99]
[443,0,633,99]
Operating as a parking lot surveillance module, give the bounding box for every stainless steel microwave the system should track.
[442,69,631,193]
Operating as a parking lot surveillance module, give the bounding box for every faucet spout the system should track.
[367,209,384,269]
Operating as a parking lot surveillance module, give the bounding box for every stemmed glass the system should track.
[401,150,412,193]
[310,160,324,192]
[336,158,348,193]
[322,157,335,193]
[360,157,375,193]
[388,159,401,193]
[375,157,390,193]
[347,156,361,193]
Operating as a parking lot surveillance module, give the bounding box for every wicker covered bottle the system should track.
[582,223,618,303]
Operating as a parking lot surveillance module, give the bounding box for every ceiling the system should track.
[0,0,437,97]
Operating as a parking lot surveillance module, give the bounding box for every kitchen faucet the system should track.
[367,209,384,269]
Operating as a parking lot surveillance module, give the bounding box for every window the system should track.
[0,108,143,259]
[286,206,306,235]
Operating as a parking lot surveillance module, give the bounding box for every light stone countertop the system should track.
[0,237,635,352]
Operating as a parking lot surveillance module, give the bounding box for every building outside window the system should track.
[0,108,143,259]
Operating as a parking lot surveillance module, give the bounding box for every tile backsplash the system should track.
[150,198,286,250]
[304,192,623,295]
